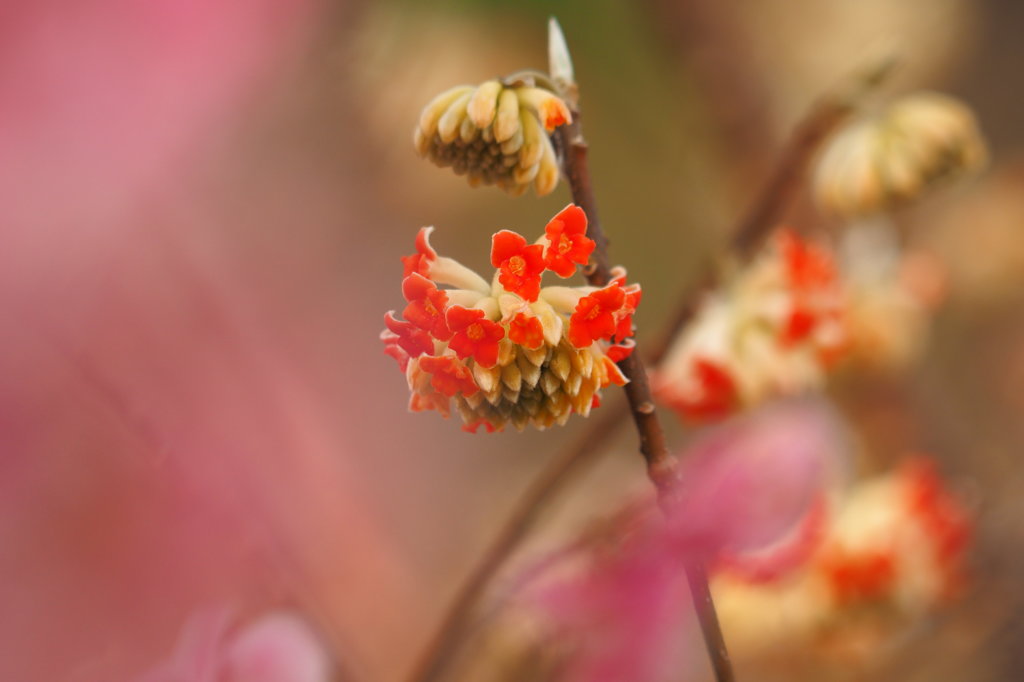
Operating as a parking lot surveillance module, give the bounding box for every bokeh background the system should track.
[3,1,1023,680]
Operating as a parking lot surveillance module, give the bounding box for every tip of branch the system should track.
[839,47,901,107]
[548,17,578,104]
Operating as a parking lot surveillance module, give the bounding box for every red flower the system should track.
[383,311,434,358]
[614,284,642,341]
[903,458,972,564]
[402,273,452,341]
[657,358,739,423]
[605,339,635,363]
[543,204,594,277]
[820,549,896,606]
[780,229,836,293]
[418,355,479,397]
[409,390,452,417]
[445,305,506,368]
[780,306,817,346]
[491,230,545,302]
[507,312,544,350]
[777,229,839,346]
[380,333,409,370]
[568,284,626,347]
[462,419,498,434]
[401,226,438,277]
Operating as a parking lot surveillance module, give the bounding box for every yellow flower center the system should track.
[508,255,526,277]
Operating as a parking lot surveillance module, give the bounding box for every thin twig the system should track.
[557,115,678,495]
[730,91,860,260]
[557,112,734,682]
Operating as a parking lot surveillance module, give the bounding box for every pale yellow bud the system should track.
[418,85,473,138]
[500,127,524,156]
[518,111,546,168]
[493,88,522,143]
[513,160,540,185]
[815,91,987,217]
[533,132,559,197]
[467,79,503,129]
[437,90,472,144]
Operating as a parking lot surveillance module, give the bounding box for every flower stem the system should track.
[556,112,735,682]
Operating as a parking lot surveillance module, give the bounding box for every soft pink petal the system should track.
[668,398,846,559]
[225,613,331,682]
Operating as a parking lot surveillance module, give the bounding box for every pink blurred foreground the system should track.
[0,1,423,680]
[530,400,844,682]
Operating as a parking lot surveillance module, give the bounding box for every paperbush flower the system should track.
[652,229,847,423]
[814,92,987,217]
[521,400,842,682]
[413,76,572,196]
[815,457,971,610]
[382,204,638,432]
[711,456,972,658]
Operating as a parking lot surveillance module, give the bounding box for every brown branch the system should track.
[557,112,734,682]
[558,116,678,495]
[730,92,860,260]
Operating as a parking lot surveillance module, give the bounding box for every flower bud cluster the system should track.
[414,78,571,196]
[382,205,640,432]
[652,229,847,422]
[712,458,972,658]
[815,92,987,217]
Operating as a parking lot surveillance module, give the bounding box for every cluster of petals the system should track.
[652,228,848,423]
[711,456,972,658]
[382,204,640,432]
[414,77,572,196]
[520,400,843,682]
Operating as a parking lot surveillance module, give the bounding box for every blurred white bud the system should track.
[815,92,987,217]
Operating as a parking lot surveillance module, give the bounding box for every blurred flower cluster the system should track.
[652,230,847,422]
[454,413,972,682]
[814,92,986,218]
[652,221,949,423]
[713,457,972,662]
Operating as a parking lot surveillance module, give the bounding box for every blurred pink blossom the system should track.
[0,0,310,227]
[528,399,845,682]
[0,1,428,680]
[665,399,845,559]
